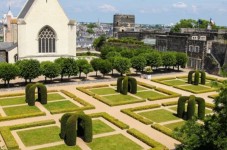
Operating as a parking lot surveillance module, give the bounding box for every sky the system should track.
[0,0,227,26]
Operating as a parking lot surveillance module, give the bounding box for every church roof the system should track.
[0,42,18,51]
[18,0,35,18]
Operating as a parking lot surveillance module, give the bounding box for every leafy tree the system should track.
[82,64,93,79]
[90,58,102,76]
[16,59,41,83]
[120,49,134,58]
[175,52,188,70]
[100,45,116,59]
[76,59,89,78]
[145,52,162,69]
[86,28,94,34]
[55,58,78,81]
[114,57,131,76]
[40,61,61,81]
[106,51,121,59]
[93,35,106,50]
[107,57,116,75]
[171,19,197,32]
[0,63,19,87]
[174,84,227,150]
[162,52,176,69]
[220,64,227,77]
[131,56,147,73]
[99,60,112,77]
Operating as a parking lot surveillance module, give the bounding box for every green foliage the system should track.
[162,52,176,69]
[196,97,205,120]
[187,95,196,120]
[54,58,78,80]
[175,52,188,70]
[106,51,121,59]
[114,57,131,76]
[76,59,89,78]
[0,127,19,150]
[194,71,200,85]
[93,35,106,50]
[82,63,93,78]
[117,77,124,92]
[65,114,78,146]
[90,58,102,76]
[87,23,97,29]
[188,71,195,84]
[78,113,93,143]
[171,19,197,33]
[40,61,60,81]
[98,60,112,77]
[16,59,41,82]
[120,49,134,58]
[145,52,162,69]
[0,63,19,87]
[86,28,94,34]
[122,76,129,95]
[177,96,189,118]
[60,113,72,139]
[131,56,147,73]
[128,77,137,94]
[200,71,206,85]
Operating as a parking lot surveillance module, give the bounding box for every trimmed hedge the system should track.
[127,128,168,150]
[173,85,216,94]
[188,71,195,84]
[76,87,95,96]
[194,71,200,85]
[128,77,137,94]
[122,76,129,95]
[77,113,92,143]
[0,127,19,150]
[25,83,34,103]
[10,120,56,130]
[137,81,156,89]
[205,103,215,109]
[162,101,178,106]
[117,77,124,92]
[65,114,78,146]
[60,113,72,139]
[36,83,47,104]
[89,112,129,129]
[196,97,205,120]
[187,95,196,120]
[177,96,189,118]
[0,112,46,122]
[200,71,206,85]
[121,104,161,125]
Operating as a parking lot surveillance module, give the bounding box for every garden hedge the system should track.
[128,77,137,94]
[65,114,78,146]
[194,71,200,85]
[122,76,129,95]
[117,76,137,95]
[60,113,72,139]
[25,83,34,103]
[188,71,195,84]
[77,113,92,143]
[200,71,206,85]
[187,95,196,120]
[196,97,205,120]
[117,77,124,92]
[177,96,189,118]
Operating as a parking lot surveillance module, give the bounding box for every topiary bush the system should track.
[25,83,34,103]
[200,71,206,85]
[128,77,137,94]
[117,77,124,93]
[122,76,128,95]
[27,84,37,106]
[78,113,92,143]
[60,113,72,139]
[188,71,195,84]
[177,96,189,118]
[36,83,47,104]
[187,95,196,120]
[196,97,205,120]
[194,71,200,85]
[65,114,78,146]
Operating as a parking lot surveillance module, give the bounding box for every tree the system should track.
[131,56,147,73]
[76,59,89,78]
[16,59,41,83]
[114,57,131,76]
[90,58,102,76]
[100,45,116,59]
[93,35,106,50]
[82,64,93,79]
[176,52,188,70]
[171,19,197,33]
[86,28,94,34]
[174,84,227,150]
[40,61,61,81]
[55,58,78,81]
[106,51,121,59]
[145,52,162,69]
[162,52,176,69]
[99,60,112,77]
[120,49,134,59]
[107,57,116,75]
[0,63,19,87]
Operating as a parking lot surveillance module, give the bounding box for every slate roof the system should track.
[0,42,18,51]
[18,0,35,18]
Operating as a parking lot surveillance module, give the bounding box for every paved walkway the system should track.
[0,70,225,150]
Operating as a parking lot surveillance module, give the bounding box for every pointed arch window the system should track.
[38,26,56,53]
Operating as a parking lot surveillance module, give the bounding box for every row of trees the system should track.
[0,58,94,87]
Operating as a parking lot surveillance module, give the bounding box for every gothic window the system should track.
[38,26,56,53]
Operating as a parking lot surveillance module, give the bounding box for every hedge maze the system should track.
[60,112,92,146]
[177,95,205,120]
[117,76,137,95]
[25,83,47,106]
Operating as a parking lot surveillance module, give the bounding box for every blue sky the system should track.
[0,0,227,25]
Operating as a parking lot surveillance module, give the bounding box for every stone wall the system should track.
[211,42,227,66]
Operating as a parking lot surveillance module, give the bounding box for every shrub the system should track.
[27,83,47,106]
[187,95,196,120]
[196,97,205,120]
[200,71,206,85]
[128,77,137,94]
[36,83,47,104]
[188,71,195,84]
[27,84,36,106]
[162,101,178,106]
[25,83,34,103]
[122,76,128,95]
[0,127,19,150]
[177,96,189,118]
[137,81,156,89]
[65,114,78,146]
[78,113,92,143]
[194,71,200,85]
[117,77,124,92]
[60,113,72,139]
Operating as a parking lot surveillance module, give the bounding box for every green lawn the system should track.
[87,134,143,150]
[137,86,148,91]
[103,94,144,105]
[89,87,117,95]
[93,119,115,135]
[164,121,186,130]
[0,96,25,106]
[44,100,79,112]
[3,105,41,116]
[17,126,61,146]
[37,144,81,150]
[138,109,180,123]
[135,90,166,100]
[46,93,65,101]
[169,106,213,114]
[177,85,214,93]
[162,79,186,86]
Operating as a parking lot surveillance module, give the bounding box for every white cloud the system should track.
[98,4,118,12]
[173,2,187,8]
[191,5,198,13]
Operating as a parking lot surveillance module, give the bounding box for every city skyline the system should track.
[0,0,227,26]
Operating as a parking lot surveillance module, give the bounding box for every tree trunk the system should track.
[96,71,98,77]
[79,72,81,78]
[61,74,63,81]
[29,79,32,83]
[121,73,123,76]
[7,80,9,88]
[178,65,180,71]
[112,69,114,75]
